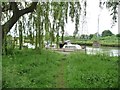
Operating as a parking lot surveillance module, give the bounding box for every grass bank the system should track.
[68,35,120,47]
[64,52,119,88]
[72,41,120,47]
[2,49,119,88]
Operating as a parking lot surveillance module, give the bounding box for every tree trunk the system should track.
[3,33,7,55]
[61,33,64,43]
[18,21,23,50]
[35,28,38,49]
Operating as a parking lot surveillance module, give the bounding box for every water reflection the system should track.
[86,46,120,57]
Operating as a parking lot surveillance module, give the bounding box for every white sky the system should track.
[65,0,118,35]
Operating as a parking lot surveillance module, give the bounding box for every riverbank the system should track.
[71,41,120,47]
[65,35,119,47]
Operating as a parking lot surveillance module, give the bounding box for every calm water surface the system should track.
[24,43,119,57]
[86,46,120,57]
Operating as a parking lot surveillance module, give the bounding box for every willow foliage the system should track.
[1,0,118,52]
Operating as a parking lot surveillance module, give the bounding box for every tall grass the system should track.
[64,52,118,88]
[2,49,63,88]
[2,49,119,88]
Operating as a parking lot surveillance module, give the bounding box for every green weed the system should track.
[64,52,118,88]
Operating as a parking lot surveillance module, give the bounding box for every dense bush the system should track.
[102,30,113,37]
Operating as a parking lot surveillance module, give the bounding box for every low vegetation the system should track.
[2,49,63,88]
[2,49,119,88]
[65,35,119,47]
[64,52,118,88]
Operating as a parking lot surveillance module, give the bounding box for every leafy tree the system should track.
[102,30,113,37]
[80,34,88,40]
[89,34,94,40]
[116,34,120,37]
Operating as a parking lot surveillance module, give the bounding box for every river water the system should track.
[23,43,119,57]
[86,46,120,57]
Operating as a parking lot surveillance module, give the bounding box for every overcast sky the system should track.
[65,0,118,35]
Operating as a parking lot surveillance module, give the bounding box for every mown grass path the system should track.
[56,54,67,88]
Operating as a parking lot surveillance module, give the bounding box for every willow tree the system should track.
[44,2,50,48]
[59,2,67,43]
[2,2,37,40]
[73,2,81,38]
[50,2,81,47]
[1,0,119,53]
[13,23,17,49]
[1,2,37,54]
[2,5,12,55]
[35,2,44,51]
[99,0,119,26]
[18,19,23,50]
[27,13,33,44]
[50,21,55,46]
[52,2,63,48]
[2,1,119,38]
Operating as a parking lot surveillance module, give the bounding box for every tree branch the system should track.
[10,2,19,13]
[2,3,12,12]
[19,2,37,16]
[2,2,38,39]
